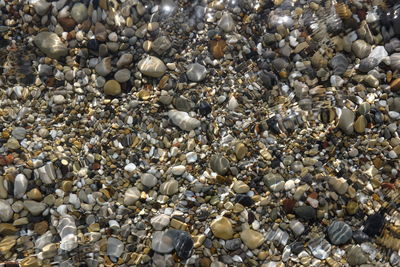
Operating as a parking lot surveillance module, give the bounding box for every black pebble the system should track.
[363,209,385,237]
[198,101,212,116]
[235,194,254,207]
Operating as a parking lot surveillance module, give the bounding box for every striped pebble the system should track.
[327,221,353,245]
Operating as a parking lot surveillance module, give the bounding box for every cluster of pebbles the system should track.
[0,0,400,266]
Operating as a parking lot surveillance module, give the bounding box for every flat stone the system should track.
[171,165,186,176]
[34,32,68,59]
[0,200,13,222]
[294,206,316,221]
[107,237,124,258]
[33,0,51,16]
[14,173,28,199]
[71,3,88,23]
[235,143,248,160]
[23,200,46,216]
[104,80,121,96]
[186,63,207,82]
[138,56,167,78]
[160,179,179,195]
[168,110,200,131]
[151,214,170,231]
[352,40,371,59]
[240,229,264,249]
[124,187,140,206]
[354,115,367,133]
[0,235,17,254]
[289,220,305,236]
[152,36,172,55]
[327,221,353,245]
[141,173,157,188]
[0,223,17,235]
[232,180,250,194]
[42,243,58,259]
[20,256,40,267]
[210,217,233,240]
[169,229,194,259]
[210,155,230,175]
[116,54,133,68]
[225,238,242,251]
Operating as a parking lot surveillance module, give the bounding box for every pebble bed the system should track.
[0,0,400,266]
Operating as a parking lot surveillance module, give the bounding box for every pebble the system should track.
[138,56,167,78]
[23,200,46,216]
[328,177,349,195]
[103,80,121,96]
[95,57,112,76]
[352,40,371,59]
[33,0,51,16]
[233,180,250,194]
[225,238,242,251]
[34,32,68,59]
[11,127,26,140]
[14,173,28,199]
[170,229,194,259]
[218,13,235,32]
[346,245,368,266]
[308,237,331,260]
[152,231,175,253]
[210,217,233,240]
[289,220,305,236]
[116,54,133,68]
[114,69,131,83]
[210,155,230,175]
[354,115,367,133]
[171,165,186,175]
[160,179,179,195]
[124,187,140,206]
[338,108,355,135]
[152,36,172,55]
[294,206,316,221]
[107,237,124,258]
[0,200,13,222]
[141,173,158,188]
[264,173,285,192]
[168,110,200,131]
[71,3,88,23]
[327,221,353,245]
[151,214,170,231]
[240,229,264,249]
[186,63,207,82]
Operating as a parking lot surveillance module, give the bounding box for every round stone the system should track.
[14,173,28,199]
[233,180,250,194]
[152,231,175,253]
[124,187,140,206]
[114,69,131,83]
[151,214,170,231]
[0,200,13,222]
[11,127,26,140]
[327,221,353,245]
[263,173,285,192]
[186,63,207,82]
[210,217,233,240]
[240,229,264,249]
[141,173,157,188]
[160,179,179,195]
[210,155,230,175]
[138,56,167,78]
[107,237,124,258]
[71,3,88,23]
[218,12,235,32]
[104,80,121,96]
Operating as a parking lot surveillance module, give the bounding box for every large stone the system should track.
[152,231,175,253]
[240,229,264,249]
[210,217,233,239]
[338,108,355,135]
[34,32,68,59]
[327,221,353,245]
[23,200,46,216]
[218,12,235,32]
[107,237,124,258]
[33,0,51,16]
[138,56,167,78]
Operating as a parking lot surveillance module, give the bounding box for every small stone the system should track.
[359,57,379,73]
[186,152,197,163]
[171,165,186,176]
[34,32,68,59]
[352,40,371,59]
[107,237,124,258]
[289,220,305,236]
[308,237,331,260]
[27,188,42,200]
[95,57,112,76]
[23,200,46,216]
[235,143,247,160]
[328,177,348,195]
[327,221,353,245]
[233,180,250,194]
[218,13,235,32]
[198,101,212,116]
[354,115,367,133]
[124,187,140,206]
[225,238,242,251]
[186,63,207,82]
[160,179,179,195]
[210,39,226,59]
[141,173,157,188]
[71,3,88,23]
[14,173,28,199]
[168,110,200,131]
[294,206,316,221]
[346,201,359,215]
[33,0,51,16]
[0,200,13,222]
[20,256,40,267]
[210,155,230,175]
[390,78,400,92]
[151,214,170,230]
[210,217,234,240]
[53,95,65,105]
[152,231,174,253]
[152,36,172,55]
[330,53,349,75]
[124,163,136,172]
[117,54,133,68]
[42,243,58,259]
[58,17,76,32]
[11,127,26,140]
[263,173,285,192]
[34,221,48,235]
[138,56,167,78]
[0,236,17,254]
[240,229,264,249]
[114,69,131,83]
[346,245,368,266]
[170,229,194,259]
[104,80,121,96]
[338,108,355,135]
[0,223,17,235]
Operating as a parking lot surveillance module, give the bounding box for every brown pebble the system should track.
[390,77,400,92]
[210,39,226,59]
[34,221,48,235]
[58,17,76,32]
